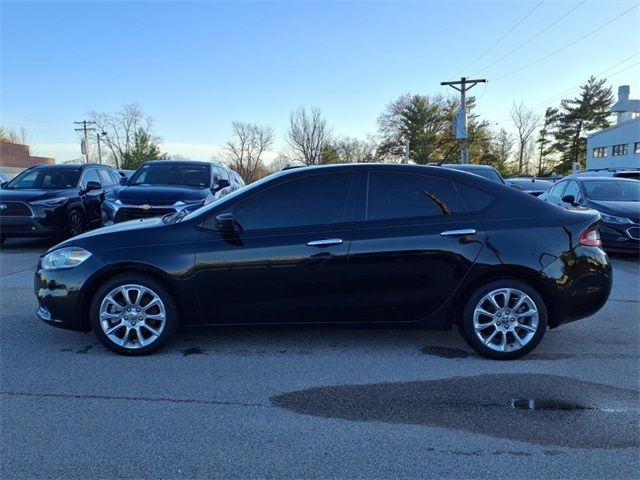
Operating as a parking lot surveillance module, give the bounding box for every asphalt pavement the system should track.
[0,237,638,479]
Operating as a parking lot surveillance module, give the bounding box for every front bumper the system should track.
[0,215,65,238]
[34,255,103,332]
[600,222,640,253]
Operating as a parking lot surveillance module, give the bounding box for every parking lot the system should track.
[1,237,638,479]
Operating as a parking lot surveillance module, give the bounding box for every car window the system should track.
[81,169,101,188]
[228,172,353,230]
[110,170,123,183]
[367,172,468,221]
[548,181,567,197]
[7,168,81,189]
[98,169,115,186]
[218,167,229,181]
[563,181,582,203]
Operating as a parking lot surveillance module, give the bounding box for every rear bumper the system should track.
[542,246,612,328]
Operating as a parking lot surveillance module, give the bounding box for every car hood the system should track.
[114,185,209,205]
[46,217,166,253]
[588,200,640,223]
[0,188,75,202]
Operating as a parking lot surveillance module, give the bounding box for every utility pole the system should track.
[96,132,103,164]
[74,120,96,163]
[403,138,410,164]
[440,77,486,164]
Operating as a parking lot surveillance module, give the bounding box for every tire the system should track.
[459,279,547,360]
[66,209,84,238]
[90,273,178,356]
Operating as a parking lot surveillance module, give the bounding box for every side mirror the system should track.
[85,181,102,192]
[214,179,230,192]
[562,194,578,206]
[216,213,236,233]
[119,177,128,186]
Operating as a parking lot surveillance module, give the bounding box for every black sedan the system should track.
[507,177,553,197]
[35,164,611,359]
[0,163,122,245]
[102,160,239,223]
[538,176,640,253]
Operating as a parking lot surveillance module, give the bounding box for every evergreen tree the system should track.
[553,76,613,172]
[121,128,163,170]
[536,107,559,175]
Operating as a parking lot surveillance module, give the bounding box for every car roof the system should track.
[441,163,497,170]
[142,160,219,167]
[572,176,639,183]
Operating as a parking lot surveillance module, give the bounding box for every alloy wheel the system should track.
[472,287,539,353]
[98,284,167,349]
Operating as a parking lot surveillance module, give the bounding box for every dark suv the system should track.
[102,160,241,224]
[0,163,122,245]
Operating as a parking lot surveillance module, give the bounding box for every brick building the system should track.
[0,142,55,179]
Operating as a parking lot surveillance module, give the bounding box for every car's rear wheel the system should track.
[66,210,84,238]
[90,274,178,355]
[459,279,547,360]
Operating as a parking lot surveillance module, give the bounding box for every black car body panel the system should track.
[35,164,611,336]
[102,160,241,224]
[539,176,640,253]
[0,164,121,240]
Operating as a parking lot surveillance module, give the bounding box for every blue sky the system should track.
[1,0,639,162]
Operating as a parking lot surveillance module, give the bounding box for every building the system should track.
[586,85,640,170]
[0,142,55,179]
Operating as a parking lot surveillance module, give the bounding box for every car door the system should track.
[345,171,487,323]
[79,168,104,226]
[193,170,359,324]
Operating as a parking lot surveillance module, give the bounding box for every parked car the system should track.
[570,169,640,180]
[441,163,507,184]
[538,176,639,253]
[102,160,240,224]
[0,163,122,245]
[506,177,553,197]
[35,164,611,359]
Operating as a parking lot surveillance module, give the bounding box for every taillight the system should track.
[580,227,602,247]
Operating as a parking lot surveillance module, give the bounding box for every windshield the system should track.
[5,168,80,189]
[583,181,640,202]
[129,163,210,187]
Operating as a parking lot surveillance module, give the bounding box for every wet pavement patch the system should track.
[420,346,470,358]
[271,374,639,448]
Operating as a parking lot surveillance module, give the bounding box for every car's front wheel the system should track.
[459,279,547,360]
[66,210,84,238]
[90,274,178,355]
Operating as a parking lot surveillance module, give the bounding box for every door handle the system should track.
[440,229,477,237]
[306,238,343,247]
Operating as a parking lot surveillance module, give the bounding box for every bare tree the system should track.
[220,121,274,184]
[286,107,332,165]
[334,135,379,163]
[88,104,159,168]
[510,101,540,174]
[0,125,33,146]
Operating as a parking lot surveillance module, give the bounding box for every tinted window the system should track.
[129,163,210,187]
[7,168,80,189]
[211,166,221,184]
[583,180,640,201]
[218,167,229,181]
[81,169,101,188]
[367,172,468,221]
[229,172,353,230]
[456,183,495,211]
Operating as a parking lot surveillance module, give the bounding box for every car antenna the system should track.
[437,144,458,166]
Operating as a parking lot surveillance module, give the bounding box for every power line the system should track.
[492,2,640,81]
[459,0,545,74]
[492,58,640,125]
[478,0,586,73]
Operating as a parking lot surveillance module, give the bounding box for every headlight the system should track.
[31,197,68,207]
[42,247,92,270]
[600,213,632,224]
